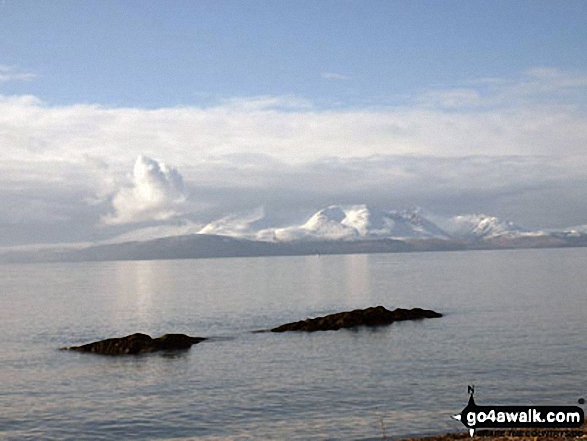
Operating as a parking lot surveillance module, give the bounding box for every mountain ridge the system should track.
[2,205,587,263]
[197,205,548,242]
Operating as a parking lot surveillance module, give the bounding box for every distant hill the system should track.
[2,204,587,263]
[2,232,587,264]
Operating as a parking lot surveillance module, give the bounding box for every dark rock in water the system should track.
[62,333,207,355]
[270,306,442,332]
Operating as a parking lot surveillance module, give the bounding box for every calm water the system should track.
[0,248,586,440]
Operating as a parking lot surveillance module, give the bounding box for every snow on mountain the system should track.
[381,207,450,239]
[269,206,358,241]
[267,205,449,242]
[197,208,275,239]
[436,214,531,239]
[270,207,543,242]
[560,224,587,236]
[131,205,568,244]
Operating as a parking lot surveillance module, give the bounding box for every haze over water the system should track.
[1,248,585,440]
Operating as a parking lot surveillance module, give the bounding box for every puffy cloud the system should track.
[102,155,187,225]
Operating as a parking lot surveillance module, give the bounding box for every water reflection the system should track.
[303,255,326,304]
[343,254,372,304]
[112,260,167,324]
[300,254,373,307]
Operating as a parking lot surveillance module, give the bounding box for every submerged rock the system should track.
[62,333,207,355]
[270,306,442,332]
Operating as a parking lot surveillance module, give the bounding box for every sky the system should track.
[1,0,587,246]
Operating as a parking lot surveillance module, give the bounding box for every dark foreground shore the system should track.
[400,426,587,441]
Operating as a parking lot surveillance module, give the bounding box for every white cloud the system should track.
[102,155,187,225]
[1,67,587,244]
[102,221,204,243]
[416,89,481,108]
[0,65,36,82]
[456,67,587,108]
[218,95,313,111]
[1,68,586,172]
[524,67,587,88]
[321,72,351,81]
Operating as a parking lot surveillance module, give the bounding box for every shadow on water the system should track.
[159,348,191,359]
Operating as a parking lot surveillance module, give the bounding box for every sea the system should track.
[0,247,585,440]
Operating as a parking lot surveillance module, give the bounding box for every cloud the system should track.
[102,155,187,225]
[218,95,313,111]
[0,151,586,247]
[321,72,351,81]
[0,67,587,245]
[1,68,587,170]
[454,67,587,108]
[0,65,36,82]
[182,153,587,226]
[102,221,204,243]
[416,89,481,108]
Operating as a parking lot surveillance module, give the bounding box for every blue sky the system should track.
[2,0,587,107]
[1,1,587,246]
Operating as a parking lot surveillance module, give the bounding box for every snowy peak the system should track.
[271,205,449,241]
[190,205,561,243]
[341,205,394,236]
[560,224,587,235]
[197,208,278,240]
[272,206,358,241]
[442,214,529,239]
[302,206,356,238]
[385,208,450,239]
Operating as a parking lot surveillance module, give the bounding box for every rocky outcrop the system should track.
[62,333,207,355]
[270,306,442,332]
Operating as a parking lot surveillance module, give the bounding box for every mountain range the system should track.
[199,205,538,242]
[2,205,587,263]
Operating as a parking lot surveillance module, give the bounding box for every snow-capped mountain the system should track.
[435,214,534,240]
[559,224,587,236]
[4,205,587,263]
[264,205,449,242]
[197,208,273,239]
[102,204,576,246]
[194,205,545,242]
[267,206,358,241]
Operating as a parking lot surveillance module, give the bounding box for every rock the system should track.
[62,333,207,355]
[270,306,442,332]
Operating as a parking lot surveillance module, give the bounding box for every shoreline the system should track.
[399,427,587,441]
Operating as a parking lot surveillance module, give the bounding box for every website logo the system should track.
[452,386,584,437]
